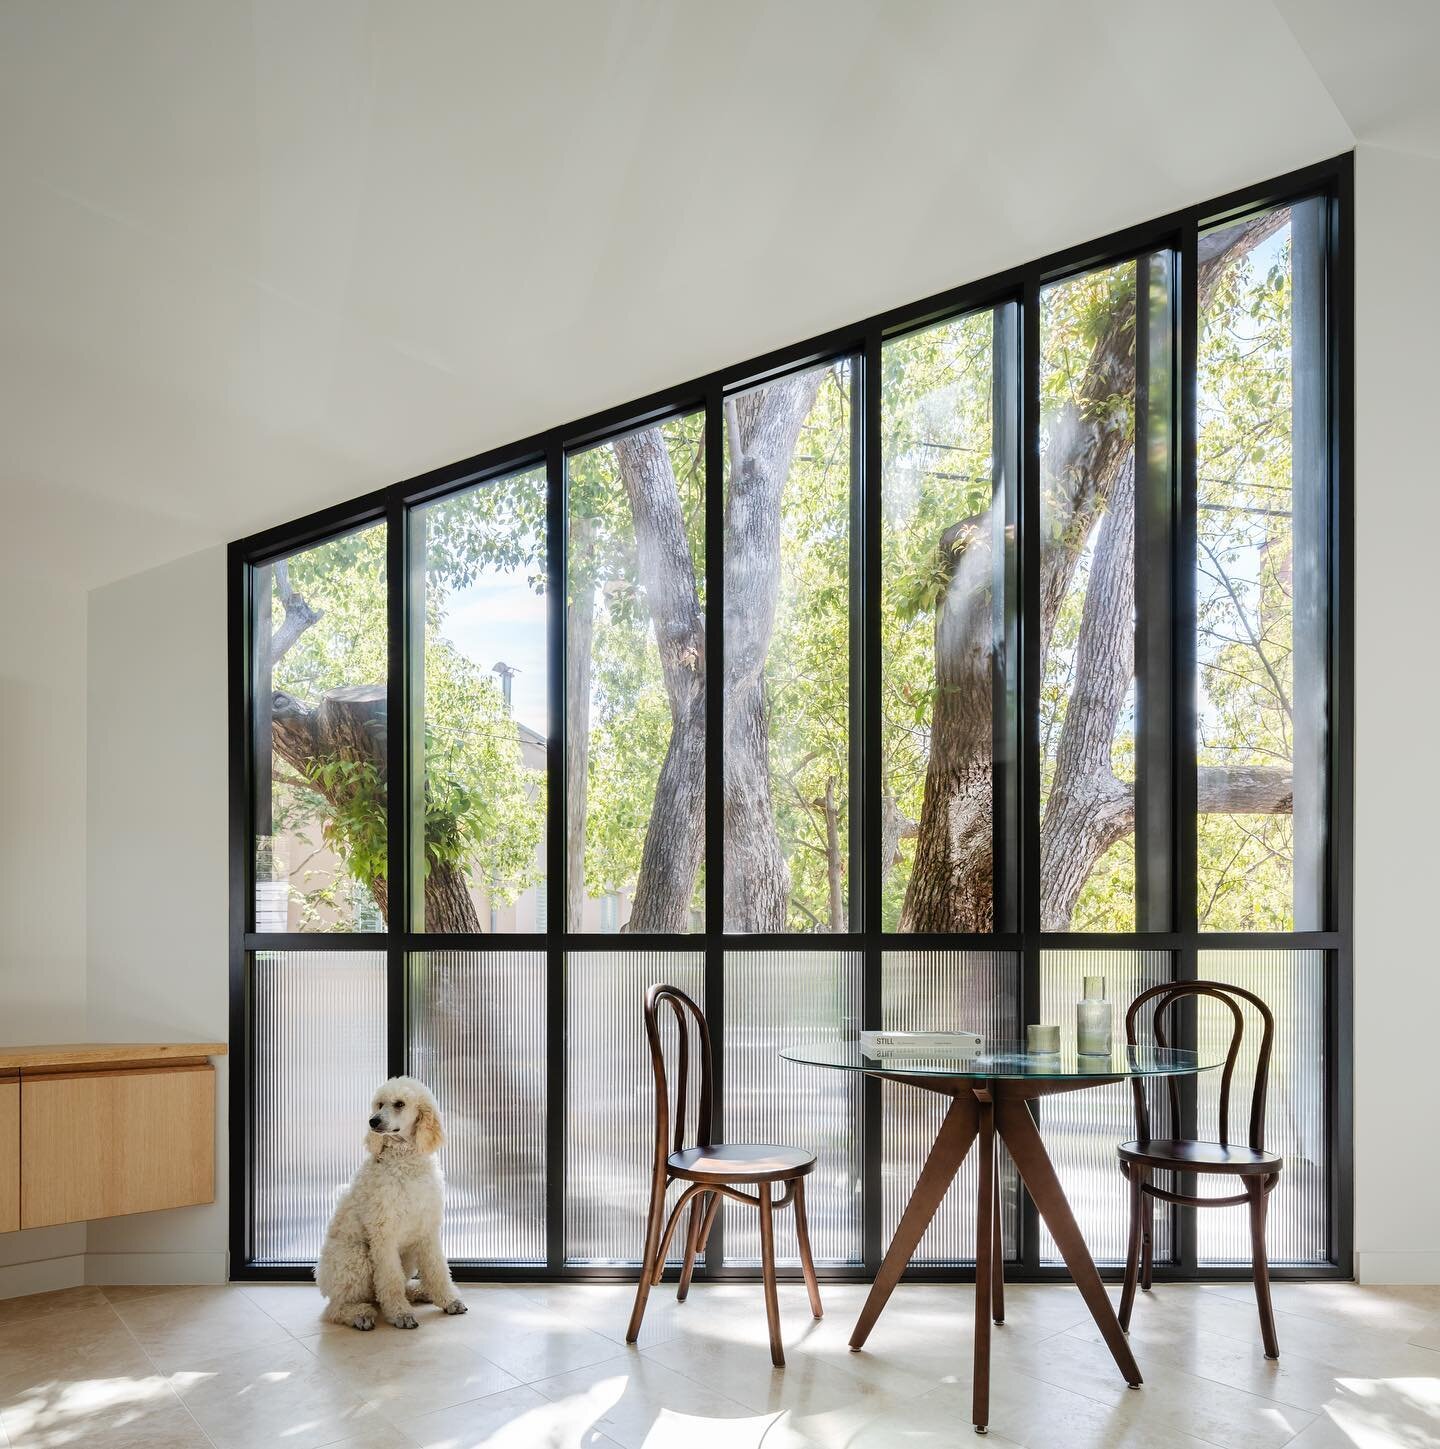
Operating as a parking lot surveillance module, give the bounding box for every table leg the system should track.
[850,1093,979,1350]
[973,1096,995,1434]
[996,1097,1142,1388]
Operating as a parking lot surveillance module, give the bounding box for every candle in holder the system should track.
[1027,1023,1061,1054]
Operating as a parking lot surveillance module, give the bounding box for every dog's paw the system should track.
[351,1311,376,1331]
[390,1311,420,1329]
[442,1298,468,1315]
[405,1283,433,1304]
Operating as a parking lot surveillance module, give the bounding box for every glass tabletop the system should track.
[780,1037,1219,1080]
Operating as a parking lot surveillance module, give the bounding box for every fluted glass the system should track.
[566,951,704,1264]
[881,951,1019,1262]
[723,950,863,1264]
[408,951,546,1262]
[1038,950,1173,1264]
[1196,950,1327,1264]
[252,950,386,1262]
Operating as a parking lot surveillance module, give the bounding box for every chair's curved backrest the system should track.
[1124,981,1275,1151]
[643,983,715,1175]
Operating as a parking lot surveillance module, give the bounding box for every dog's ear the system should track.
[413,1096,443,1156]
[365,1129,386,1158]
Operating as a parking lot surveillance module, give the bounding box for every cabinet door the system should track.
[0,1079,17,1233]
[20,1065,214,1229]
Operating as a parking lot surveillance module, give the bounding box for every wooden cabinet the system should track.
[0,1044,225,1233]
[0,1076,17,1234]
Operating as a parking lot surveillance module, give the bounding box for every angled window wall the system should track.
[231,156,1351,1283]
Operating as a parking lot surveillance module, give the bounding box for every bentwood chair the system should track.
[1117,981,1283,1357]
[625,983,823,1365]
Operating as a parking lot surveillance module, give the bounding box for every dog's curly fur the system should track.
[315,1076,467,1330]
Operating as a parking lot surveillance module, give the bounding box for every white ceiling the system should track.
[0,2,1420,587]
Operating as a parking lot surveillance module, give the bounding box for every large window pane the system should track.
[567,418,706,933]
[881,311,1014,933]
[1038,950,1173,1264]
[409,951,545,1263]
[724,950,862,1264]
[416,469,547,932]
[565,950,704,1264]
[1197,202,1329,930]
[882,951,1019,1262]
[1038,267,1140,931]
[253,950,386,1261]
[723,361,853,933]
[1195,951,1327,1265]
[252,524,388,932]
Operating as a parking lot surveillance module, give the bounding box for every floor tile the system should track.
[994,1324,1315,1449]
[106,1287,293,1372]
[532,1352,779,1449]
[167,1337,388,1449]
[0,1305,154,1405]
[0,1287,110,1328]
[300,1327,520,1426]
[403,1383,620,1448]
[0,1374,208,1449]
[439,1296,625,1383]
[235,1283,329,1338]
[1286,1372,1440,1448]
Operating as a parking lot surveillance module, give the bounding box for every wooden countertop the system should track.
[0,1043,228,1070]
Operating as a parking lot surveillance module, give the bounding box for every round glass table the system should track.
[781,1036,1220,1435]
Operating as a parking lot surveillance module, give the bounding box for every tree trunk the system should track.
[612,429,707,932]
[1039,456,1139,929]
[566,517,597,930]
[722,373,825,932]
[270,684,482,934]
[901,210,1292,932]
[899,510,1001,931]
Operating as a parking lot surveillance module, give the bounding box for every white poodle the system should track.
[315,1075,467,1330]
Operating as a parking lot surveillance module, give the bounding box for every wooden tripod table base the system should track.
[849,1078,1143,1435]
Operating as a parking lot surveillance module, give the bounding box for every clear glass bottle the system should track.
[1076,974,1112,1056]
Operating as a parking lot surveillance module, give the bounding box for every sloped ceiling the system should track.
[0,1,1379,585]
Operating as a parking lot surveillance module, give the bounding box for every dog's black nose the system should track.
[368,1115,383,1130]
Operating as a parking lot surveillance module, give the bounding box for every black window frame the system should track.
[229,152,1353,1283]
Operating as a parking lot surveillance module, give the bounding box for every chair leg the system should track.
[793,1177,823,1319]
[677,1192,709,1303]
[991,1167,1005,1326]
[1119,1166,1143,1331]
[627,1170,668,1343]
[1140,1173,1154,1292]
[758,1181,785,1366]
[1248,1178,1280,1359]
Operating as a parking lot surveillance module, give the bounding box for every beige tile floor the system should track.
[0,1278,1435,1448]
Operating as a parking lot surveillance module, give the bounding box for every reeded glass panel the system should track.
[882,952,1019,1262]
[251,524,388,932]
[1038,950,1173,1264]
[723,361,853,933]
[409,952,545,1263]
[724,951,862,1265]
[1039,266,1139,931]
[253,951,386,1261]
[416,470,547,932]
[1197,202,1329,930]
[566,951,704,1264]
[567,418,706,934]
[881,311,1014,933]
[1195,951,1327,1264]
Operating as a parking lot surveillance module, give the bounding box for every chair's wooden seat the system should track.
[668,1143,816,1184]
[1119,1138,1283,1175]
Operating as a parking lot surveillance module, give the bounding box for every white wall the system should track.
[84,545,230,1284]
[1352,142,1440,1284]
[0,572,90,1293]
